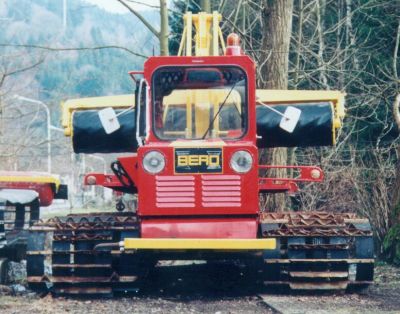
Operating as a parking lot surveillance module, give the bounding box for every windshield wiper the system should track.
[201,81,239,139]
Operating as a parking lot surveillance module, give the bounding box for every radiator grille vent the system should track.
[201,175,241,207]
[156,176,195,208]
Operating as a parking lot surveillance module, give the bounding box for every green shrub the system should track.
[383,224,400,265]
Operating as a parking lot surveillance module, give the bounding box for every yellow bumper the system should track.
[123,238,276,250]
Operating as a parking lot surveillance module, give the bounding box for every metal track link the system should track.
[0,198,41,260]
[27,212,152,296]
[261,211,374,290]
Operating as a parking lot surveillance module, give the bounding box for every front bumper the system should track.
[121,238,276,250]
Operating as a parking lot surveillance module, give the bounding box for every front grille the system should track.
[156,176,195,208]
[201,175,241,207]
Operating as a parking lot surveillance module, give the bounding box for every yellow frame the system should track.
[0,173,60,189]
[256,89,345,121]
[256,89,346,144]
[62,94,135,136]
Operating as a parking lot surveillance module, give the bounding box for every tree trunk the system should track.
[159,0,169,56]
[391,95,400,218]
[293,0,303,88]
[117,0,169,56]
[316,0,329,89]
[390,19,400,225]
[259,0,294,212]
[345,0,360,71]
[200,0,211,13]
[260,0,293,89]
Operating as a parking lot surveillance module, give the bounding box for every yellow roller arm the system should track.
[61,94,135,136]
[256,89,346,130]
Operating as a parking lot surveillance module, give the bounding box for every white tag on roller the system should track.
[98,107,121,134]
[279,106,301,133]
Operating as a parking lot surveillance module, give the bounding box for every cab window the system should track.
[152,66,247,140]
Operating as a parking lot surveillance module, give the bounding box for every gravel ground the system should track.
[0,262,273,314]
[0,295,271,314]
[260,263,400,314]
[0,263,399,314]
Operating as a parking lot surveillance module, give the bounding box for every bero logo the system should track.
[175,148,222,173]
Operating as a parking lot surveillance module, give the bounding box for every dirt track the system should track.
[0,263,399,314]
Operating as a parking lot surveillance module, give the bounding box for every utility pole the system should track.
[63,0,67,31]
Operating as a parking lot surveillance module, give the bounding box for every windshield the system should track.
[152,66,247,140]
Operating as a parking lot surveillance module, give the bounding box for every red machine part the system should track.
[0,182,54,206]
[128,70,144,82]
[0,171,61,206]
[82,55,326,240]
[84,155,139,190]
[259,165,324,194]
[141,217,257,239]
[85,173,122,189]
[135,142,260,217]
[85,164,324,196]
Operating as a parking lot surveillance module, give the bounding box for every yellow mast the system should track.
[178,11,225,57]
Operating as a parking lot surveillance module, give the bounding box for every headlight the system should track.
[230,150,253,173]
[143,151,165,174]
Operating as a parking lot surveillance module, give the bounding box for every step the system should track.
[289,271,348,278]
[54,286,112,295]
[28,275,138,283]
[265,258,374,264]
[28,276,110,284]
[52,264,112,269]
[288,244,349,250]
[27,249,125,255]
[289,281,349,290]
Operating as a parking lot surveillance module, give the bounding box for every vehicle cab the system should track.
[134,55,260,238]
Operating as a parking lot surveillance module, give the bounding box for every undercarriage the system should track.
[25,211,374,296]
[260,211,374,290]
[27,212,149,296]
[0,198,41,283]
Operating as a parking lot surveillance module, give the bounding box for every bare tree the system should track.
[259,0,294,212]
[200,0,211,13]
[117,0,170,56]
[391,94,400,213]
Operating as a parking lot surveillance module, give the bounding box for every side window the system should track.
[135,79,147,143]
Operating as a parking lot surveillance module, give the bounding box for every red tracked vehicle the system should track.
[26,12,374,295]
[0,171,67,283]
